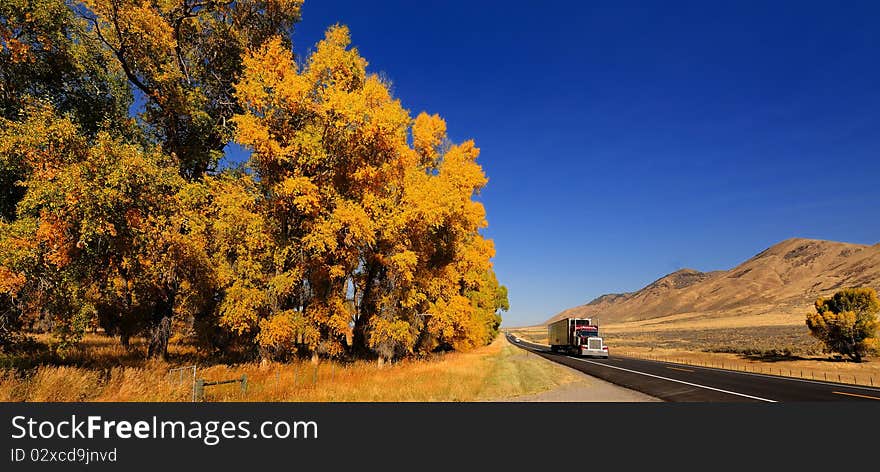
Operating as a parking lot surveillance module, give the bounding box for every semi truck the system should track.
[547,317,608,358]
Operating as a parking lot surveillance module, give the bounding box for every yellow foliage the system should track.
[369,316,415,357]
[234,24,426,358]
[219,282,266,335]
[806,288,880,361]
[0,266,25,293]
[412,112,447,164]
[257,310,317,355]
[0,17,506,362]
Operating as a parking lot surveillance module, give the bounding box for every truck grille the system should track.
[588,338,602,350]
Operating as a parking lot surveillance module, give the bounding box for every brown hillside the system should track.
[546,238,880,325]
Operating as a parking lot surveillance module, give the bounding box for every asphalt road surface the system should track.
[506,334,880,402]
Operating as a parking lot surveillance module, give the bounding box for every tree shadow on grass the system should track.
[740,350,806,363]
[707,347,807,363]
[739,351,872,364]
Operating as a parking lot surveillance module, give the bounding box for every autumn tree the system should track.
[176,171,277,356]
[233,26,507,361]
[0,0,131,128]
[0,106,214,356]
[1,0,304,357]
[233,26,407,360]
[0,107,107,349]
[0,4,507,361]
[1,0,133,221]
[77,0,303,179]
[806,287,879,362]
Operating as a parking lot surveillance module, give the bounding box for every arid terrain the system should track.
[548,237,880,327]
[512,237,880,386]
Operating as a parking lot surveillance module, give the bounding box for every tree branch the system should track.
[170,0,236,85]
[172,0,196,85]
[79,2,155,98]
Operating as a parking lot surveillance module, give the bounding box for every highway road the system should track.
[506,334,880,402]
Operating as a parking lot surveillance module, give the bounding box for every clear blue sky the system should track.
[225,1,880,327]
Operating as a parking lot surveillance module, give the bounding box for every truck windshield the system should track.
[576,329,598,338]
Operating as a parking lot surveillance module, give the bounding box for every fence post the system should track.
[313,364,318,386]
[195,379,205,402]
[240,375,248,394]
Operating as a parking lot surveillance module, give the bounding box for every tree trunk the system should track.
[148,284,177,359]
[148,315,172,360]
[352,317,370,356]
[352,261,380,356]
[147,295,175,359]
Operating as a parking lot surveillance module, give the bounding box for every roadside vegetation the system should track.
[0,335,579,401]
[806,288,879,362]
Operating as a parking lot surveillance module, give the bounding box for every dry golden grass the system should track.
[0,335,581,401]
[0,332,202,370]
[601,308,806,333]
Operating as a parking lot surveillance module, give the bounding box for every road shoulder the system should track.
[498,341,661,402]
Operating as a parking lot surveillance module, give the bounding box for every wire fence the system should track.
[167,362,343,402]
[616,350,877,388]
[167,365,197,402]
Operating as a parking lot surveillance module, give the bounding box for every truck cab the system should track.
[575,326,608,358]
[547,317,609,358]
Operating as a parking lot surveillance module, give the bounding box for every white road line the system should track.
[618,356,880,394]
[568,356,778,403]
[508,334,880,396]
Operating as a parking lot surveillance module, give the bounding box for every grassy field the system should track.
[509,318,880,388]
[0,334,582,401]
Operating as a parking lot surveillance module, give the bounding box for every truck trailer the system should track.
[547,317,608,358]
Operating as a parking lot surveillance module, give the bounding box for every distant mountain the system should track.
[545,238,880,325]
